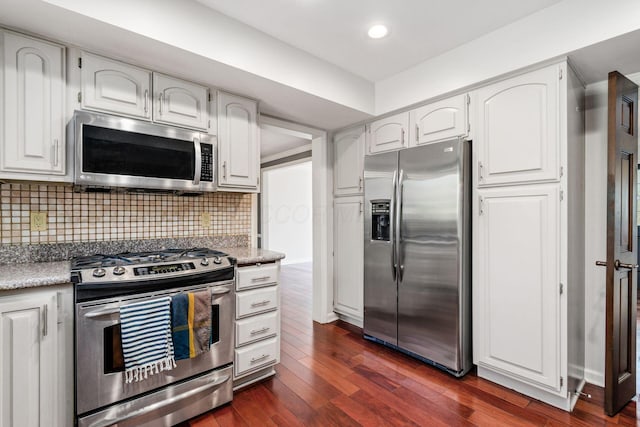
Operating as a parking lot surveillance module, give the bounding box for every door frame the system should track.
[257,115,337,324]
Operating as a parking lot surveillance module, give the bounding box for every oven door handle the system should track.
[90,374,230,427]
[211,286,231,296]
[84,307,120,318]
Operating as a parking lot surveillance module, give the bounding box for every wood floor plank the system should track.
[274,363,329,410]
[263,376,317,424]
[346,367,452,427]
[183,262,639,427]
[298,356,360,396]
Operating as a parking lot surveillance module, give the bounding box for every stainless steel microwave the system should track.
[72,111,216,192]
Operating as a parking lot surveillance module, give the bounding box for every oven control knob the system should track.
[200,258,209,266]
[93,268,106,278]
[213,256,222,265]
[113,266,126,276]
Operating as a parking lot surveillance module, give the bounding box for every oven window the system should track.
[211,305,220,345]
[104,324,125,374]
[103,304,221,373]
[82,125,195,180]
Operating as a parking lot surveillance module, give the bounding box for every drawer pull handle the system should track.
[251,276,271,282]
[250,327,271,336]
[250,354,270,363]
[250,300,271,308]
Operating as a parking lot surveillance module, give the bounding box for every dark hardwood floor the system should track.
[182,262,639,426]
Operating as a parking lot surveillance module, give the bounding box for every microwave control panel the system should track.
[201,143,213,182]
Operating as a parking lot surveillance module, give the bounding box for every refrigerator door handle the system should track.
[391,170,398,281]
[397,169,405,282]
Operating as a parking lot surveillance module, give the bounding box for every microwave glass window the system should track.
[83,125,195,180]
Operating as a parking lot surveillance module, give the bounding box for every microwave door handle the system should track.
[193,138,202,186]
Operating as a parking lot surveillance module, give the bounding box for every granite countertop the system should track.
[0,261,71,291]
[0,247,284,291]
[220,247,286,265]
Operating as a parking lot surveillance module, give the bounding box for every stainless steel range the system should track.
[71,248,235,427]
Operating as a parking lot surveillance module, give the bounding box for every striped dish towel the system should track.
[120,296,177,383]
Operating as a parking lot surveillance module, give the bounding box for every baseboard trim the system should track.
[584,368,604,387]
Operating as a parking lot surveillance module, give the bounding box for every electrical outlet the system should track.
[30,211,48,232]
[200,212,211,228]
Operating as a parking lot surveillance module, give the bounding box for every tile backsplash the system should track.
[0,183,251,245]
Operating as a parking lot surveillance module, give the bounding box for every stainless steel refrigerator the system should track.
[363,138,471,376]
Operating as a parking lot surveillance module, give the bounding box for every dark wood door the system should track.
[604,71,638,416]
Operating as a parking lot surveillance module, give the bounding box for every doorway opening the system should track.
[258,117,316,319]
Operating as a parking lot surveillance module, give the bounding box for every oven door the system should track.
[75,281,233,416]
[73,110,216,192]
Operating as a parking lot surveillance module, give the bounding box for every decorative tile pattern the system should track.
[0,183,252,245]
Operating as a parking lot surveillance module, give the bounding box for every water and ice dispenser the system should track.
[371,200,390,241]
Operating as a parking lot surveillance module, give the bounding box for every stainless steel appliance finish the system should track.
[72,248,235,426]
[364,139,471,376]
[72,110,216,192]
[77,366,233,427]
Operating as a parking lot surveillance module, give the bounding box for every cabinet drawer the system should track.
[236,286,278,318]
[235,338,278,377]
[235,311,278,346]
[237,264,278,290]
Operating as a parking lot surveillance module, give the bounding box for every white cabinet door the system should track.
[476,64,560,186]
[217,91,259,190]
[334,126,364,196]
[0,291,57,427]
[367,112,409,154]
[409,94,469,146]
[81,52,151,120]
[334,196,364,321]
[475,184,561,392]
[153,73,208,130]
[1,31,64,176]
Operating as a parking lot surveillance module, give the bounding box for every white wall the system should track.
[583,72,640,386]
[262,161,313,265]
[375,0,640,114]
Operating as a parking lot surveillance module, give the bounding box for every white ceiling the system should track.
[196,0,562,82]
[261,128,310,160]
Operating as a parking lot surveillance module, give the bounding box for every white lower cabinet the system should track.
[0,285,73,427]
[233,262,280,389]
[475,185,561,391]
[333,196,364,325]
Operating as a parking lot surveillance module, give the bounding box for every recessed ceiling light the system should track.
[368,24,388,39]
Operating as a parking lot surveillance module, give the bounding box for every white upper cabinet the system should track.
[80,51,152,120]
[1,31,65,177]
[217,91,259,191]
[153,73,208,130]
[474,184,561,392]
[409,94,469,147]
[475,64,560,186]
[367,112,409,154]
[334,126,365,196]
